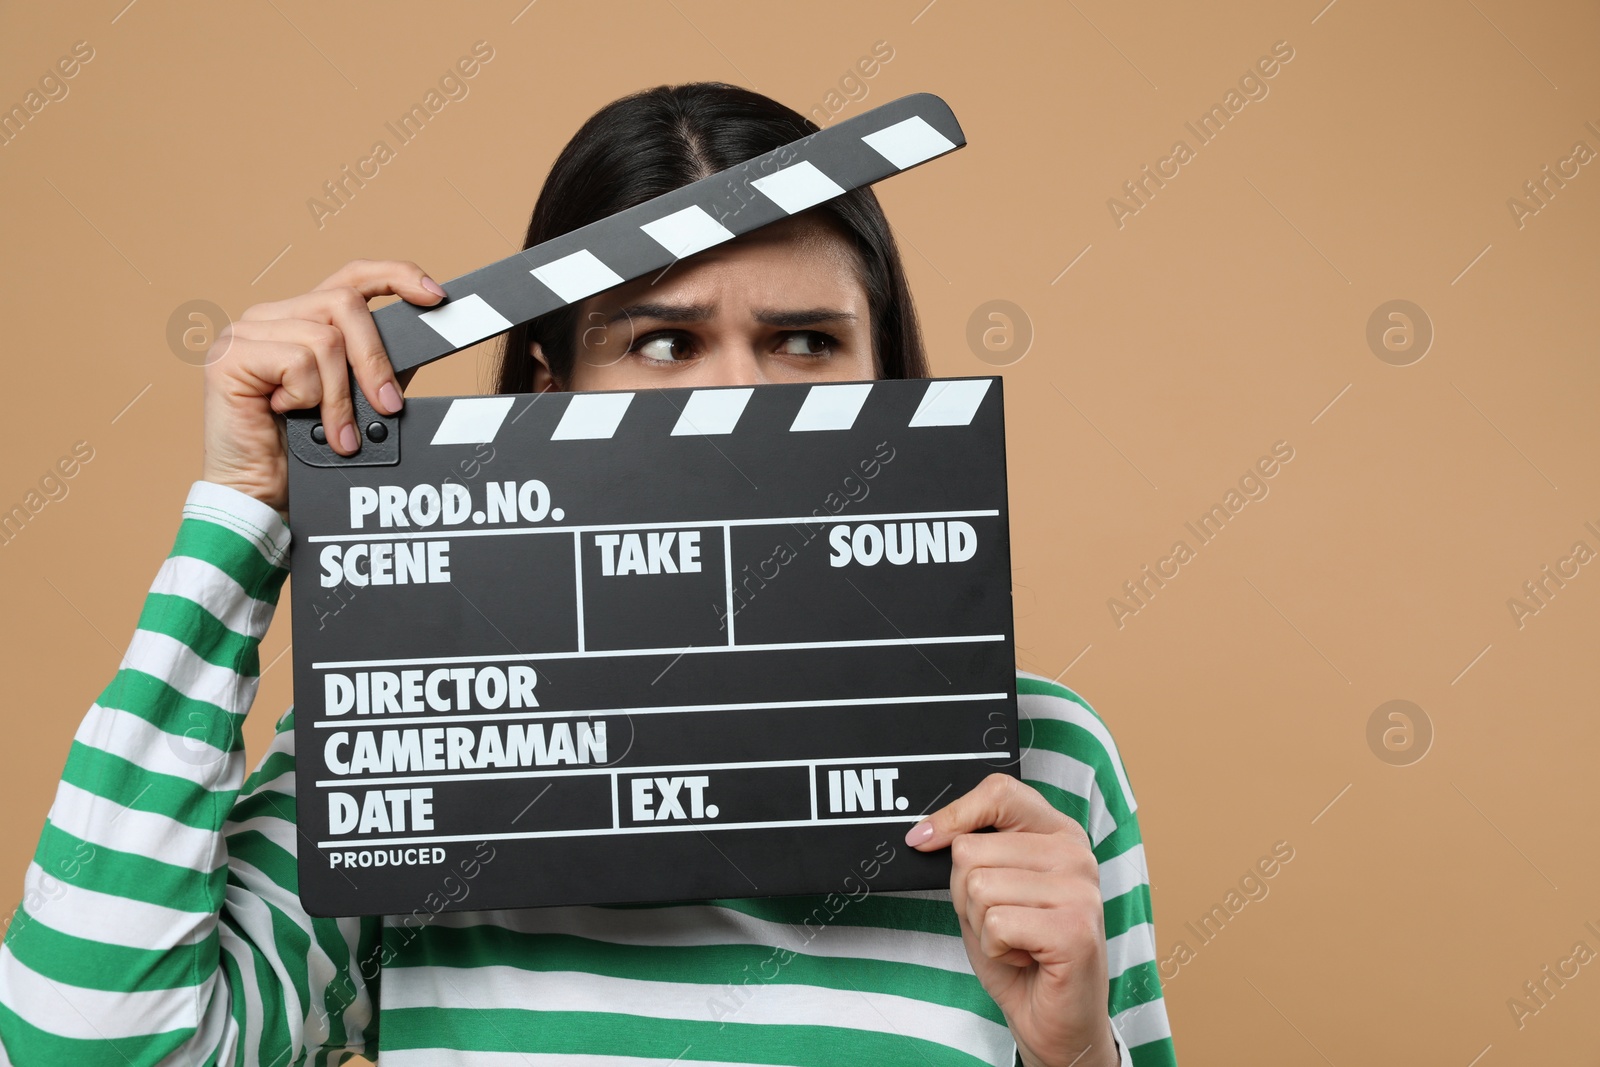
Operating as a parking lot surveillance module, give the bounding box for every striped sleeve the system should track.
[1014,672,1176,1067]
[0,481,381,1066]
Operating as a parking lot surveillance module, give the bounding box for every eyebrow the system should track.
[756,307,859,328]
[606,302,858,328]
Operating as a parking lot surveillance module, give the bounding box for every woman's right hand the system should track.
[201,259,448,511]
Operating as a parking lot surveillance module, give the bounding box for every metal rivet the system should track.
[311,424,327,445]
[366,421,389,443]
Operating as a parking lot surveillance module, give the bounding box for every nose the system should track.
[705,347,769,388]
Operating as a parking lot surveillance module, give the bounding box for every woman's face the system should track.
[532,214,878,392]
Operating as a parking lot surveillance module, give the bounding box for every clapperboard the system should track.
[284,93,1021,916]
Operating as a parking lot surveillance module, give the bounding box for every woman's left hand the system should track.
[905,773,1120,1067]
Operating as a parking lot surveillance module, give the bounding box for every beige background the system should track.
[2,1,1596,1062]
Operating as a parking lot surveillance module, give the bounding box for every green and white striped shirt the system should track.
[0,482,1175,1066]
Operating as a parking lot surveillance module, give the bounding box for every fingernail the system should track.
[339,424,359,453]
[904,821,934,847]
[379,382,404,413]
[420,276,446,298]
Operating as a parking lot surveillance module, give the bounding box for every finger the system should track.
[962,869,1101,947]
[948,837,1076,931]
[313,261,445,416]
[241,287,405,415]
[211,331,317,406]
[963,868,1049,946]
[950,831,1091,876]
[977,904,1105,969]
[308,324,360,455]
[976,905,1046,968]
[905,774,1075,850]
[979,902,1107,979]
[242,260,446,415]
[964,867,1075,921]
[223,320,360,455]
[314,257,447,304]
[243,343,323,416]
[314,285,407,417]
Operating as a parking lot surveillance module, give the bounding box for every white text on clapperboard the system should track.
[316,478,987,868]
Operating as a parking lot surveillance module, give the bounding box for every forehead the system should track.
[597,213,867,311]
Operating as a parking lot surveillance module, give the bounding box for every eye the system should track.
[631,332,694,363]
[776,331,838,357]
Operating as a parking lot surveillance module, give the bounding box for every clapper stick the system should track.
[378,92,964,377]
[287,92,964,469]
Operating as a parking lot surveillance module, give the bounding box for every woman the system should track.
[0,84,1173,1066]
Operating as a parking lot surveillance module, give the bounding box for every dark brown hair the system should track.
[493,82,928,392]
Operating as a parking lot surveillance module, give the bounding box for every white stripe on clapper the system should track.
[530,249,625,303]
[550,392,635,441]
[430,396,517,446]
[789,383,873,432]
[640,205,736,259]
[417,293,514,348]
[750,161,846,214]
[908,379,991,427]
[861,116,957,169]
[671,388,753,436]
